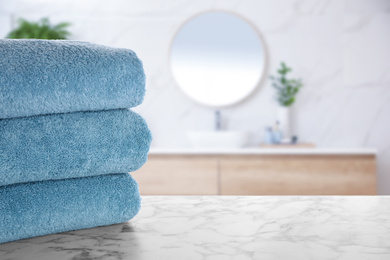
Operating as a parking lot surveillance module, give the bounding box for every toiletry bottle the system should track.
[264,127,273,144]
[272,121,282,144]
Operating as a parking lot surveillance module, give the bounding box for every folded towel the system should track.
[0,173,141,244]
[0,39,145,119]
[0,109,152,186]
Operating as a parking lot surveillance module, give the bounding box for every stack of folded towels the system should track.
[0,39,152,244]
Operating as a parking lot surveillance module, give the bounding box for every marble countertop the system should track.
[1,196,389,260]
[148,148,377,155]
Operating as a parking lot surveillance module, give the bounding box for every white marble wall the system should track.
[1,0,389,194]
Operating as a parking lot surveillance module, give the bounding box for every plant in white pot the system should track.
[270,62,303,142]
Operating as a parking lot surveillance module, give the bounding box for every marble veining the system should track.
[0,196,389,260]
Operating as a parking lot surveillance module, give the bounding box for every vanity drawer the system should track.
[219,155,376,195]
[133,155,219,195]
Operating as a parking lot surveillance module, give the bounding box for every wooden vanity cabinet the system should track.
[133,153,376,195]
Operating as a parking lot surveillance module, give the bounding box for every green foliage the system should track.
[270,62,303,107]
[6,18,71,39]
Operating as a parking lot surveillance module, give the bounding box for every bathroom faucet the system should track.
[215,110,221,131]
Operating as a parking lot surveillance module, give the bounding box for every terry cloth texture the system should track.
[0,39,146,119]
[0,109,152,186]
[0,173,141,244]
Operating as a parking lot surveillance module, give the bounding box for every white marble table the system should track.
[1,196,389,260]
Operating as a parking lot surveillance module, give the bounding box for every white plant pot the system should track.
[277,106,291,141]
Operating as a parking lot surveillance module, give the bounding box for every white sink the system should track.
[187,131,249,149]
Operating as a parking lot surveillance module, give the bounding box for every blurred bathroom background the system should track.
[1,0,389,194]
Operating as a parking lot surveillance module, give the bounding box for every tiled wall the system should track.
[1,0,389,194]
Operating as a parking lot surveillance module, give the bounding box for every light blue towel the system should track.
[0,109,152,186]
[0,39,145,119]
[0,173,141,244]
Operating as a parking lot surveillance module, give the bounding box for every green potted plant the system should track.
[269,62,303,140]
[6,18,71,39]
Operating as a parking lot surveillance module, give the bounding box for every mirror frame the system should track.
[169,10,268,108]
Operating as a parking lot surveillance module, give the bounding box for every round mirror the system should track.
[170,11,266,107]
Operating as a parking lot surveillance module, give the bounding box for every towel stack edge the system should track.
[0,40,151,243]
[0,39,146,119]
[0,173,141,244]
[0,109,152,186]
